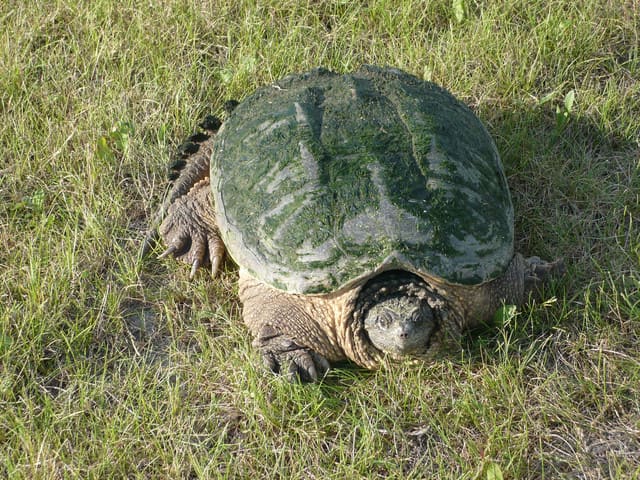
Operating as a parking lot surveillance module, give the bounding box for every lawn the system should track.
[1,0,639,478]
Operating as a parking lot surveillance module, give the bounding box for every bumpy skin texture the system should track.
[159,178,225,279]
[237,253,561,380]
[140,116,220,260]
[143,120,225,278]
[239,268,376,373]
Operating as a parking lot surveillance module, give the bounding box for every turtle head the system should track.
[357,271,443,358]
[363,294,436,356]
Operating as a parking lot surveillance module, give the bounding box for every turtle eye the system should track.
[411,303,434,325]
[376,312,392,329]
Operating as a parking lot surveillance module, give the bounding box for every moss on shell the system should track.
[212,66,514,294]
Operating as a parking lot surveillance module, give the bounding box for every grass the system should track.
[1,0,639,478]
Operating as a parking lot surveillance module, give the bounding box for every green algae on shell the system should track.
[211,65,514,294]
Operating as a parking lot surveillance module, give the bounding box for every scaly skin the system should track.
[237,254,562,381]
[158,178,225,279]
[239,268,379,378]
[139,116,220,263]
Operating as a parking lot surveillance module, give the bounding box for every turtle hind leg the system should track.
[141,115,225,277]
[158,178,225,278]
[139,115,219,262]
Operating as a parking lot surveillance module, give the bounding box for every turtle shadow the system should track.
[494,104,636,287]
[463,102,638,361]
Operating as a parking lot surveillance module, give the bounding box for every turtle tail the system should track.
[139,114,220,259]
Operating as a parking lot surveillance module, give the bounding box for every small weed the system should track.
[484,462,504,480]
[537,88,576,138]
[555,89,575,135]
[452,0,466,23]
[96,121,135,162]
[492,304,517,327]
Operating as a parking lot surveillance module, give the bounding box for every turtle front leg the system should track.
[523,255,565,298]
[158,179,225,278]
[239,272,343,382]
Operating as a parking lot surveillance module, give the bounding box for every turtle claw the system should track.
[258,335,330,383]
[525,256,565,281]
[208,235,226,278]
[211,255,223,278]
[157,181,225,278]
[190,258,201,280]
[287,349,330,383]
[158,244,179,259]
[159,225,224,279]
[524,256,565,298]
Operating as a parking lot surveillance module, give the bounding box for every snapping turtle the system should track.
[145,66,561,381]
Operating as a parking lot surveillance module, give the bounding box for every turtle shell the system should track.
[211,65,514,294]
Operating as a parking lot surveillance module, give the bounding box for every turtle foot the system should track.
[255,328,330,383]
[524,256,565,296]
[158,179,225,279]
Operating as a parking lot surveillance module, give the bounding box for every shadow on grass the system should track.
[462,102,638,363]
